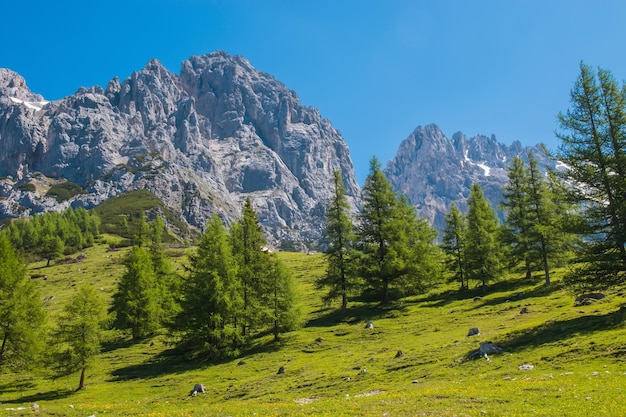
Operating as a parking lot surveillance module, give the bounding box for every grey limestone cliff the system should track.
[384,124,556,233]
[0,52,359,247]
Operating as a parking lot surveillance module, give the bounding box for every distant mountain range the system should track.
[0,51,556,246]
[384,124,557,231]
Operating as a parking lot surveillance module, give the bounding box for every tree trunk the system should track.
[0,332,8,360]
[78,367,86,390]
[341,293,347,315]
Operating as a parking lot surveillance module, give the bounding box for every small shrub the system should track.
[18,183,36,192]
[46,181,84,202]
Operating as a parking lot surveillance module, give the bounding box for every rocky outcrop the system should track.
[0,52,359,247]
[385,124,556,233]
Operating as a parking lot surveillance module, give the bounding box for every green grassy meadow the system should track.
[2,243,626,416]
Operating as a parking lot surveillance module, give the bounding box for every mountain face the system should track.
[384,124,556,233]
[0,52,359,247]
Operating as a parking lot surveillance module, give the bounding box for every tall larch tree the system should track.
[267,254,300,341]
[231,198,271,336]
[465,183,504,293]
[557,62,626,291]
[317,170,358,314]
[500,156,534,279]
[442,203,468,290]
[358,157,439,303]
[56,285,108,390]
[111,246,160,340]
[178,215,243,357]
[0,234,46,371]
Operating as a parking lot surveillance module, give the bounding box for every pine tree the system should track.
[500,156,534,279]
[40,234,65,267]
[0,234,46,371]
[442,203,468,290]
[231,199,270,336]
[465,183,503,293]
[268,254,300,341]
[557,62,626,291]
[111,246,160,340]
[358,157,439,303]
[148,217,180,328]
[317,171,358,314]
[55,285,108,390]
[178,215,243,357]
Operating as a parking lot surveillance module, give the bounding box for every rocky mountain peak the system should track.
[385,123,555,233]
[0,52,359,248]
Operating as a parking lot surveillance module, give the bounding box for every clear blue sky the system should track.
[3,0,626,183]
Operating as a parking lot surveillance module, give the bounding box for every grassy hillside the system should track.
[2,243,626,416]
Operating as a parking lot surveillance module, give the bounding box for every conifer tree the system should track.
[0,234,46,371]
[442,203,468,290]
[317,171,358,314]
[501,156,534,279]
[231,199,270,336]
[557,62,626,290]
[268,254,300,341]
[178,215,243,357]
[465,183,503,293]
[111,246,160,340]
[358,157,439,303]
[56,285,108,390]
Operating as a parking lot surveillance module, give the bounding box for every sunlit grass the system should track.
[2,243,626,416]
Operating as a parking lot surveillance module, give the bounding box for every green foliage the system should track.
[45,181,84,202]
[231,198,273,336]
[2,207,100,261]
[17,182,36,192]
[318,171,358,313]
[93,190,190,239]
[357,157,440,303]
[465,183,504,292]
[112,246,160,340]
[441,203,467,290]
[558,62,626,292]
[40,234,65,266]
[54,284,108,389]
[178,215,243,358]
[268,253,301,340]
[0,234,46,371]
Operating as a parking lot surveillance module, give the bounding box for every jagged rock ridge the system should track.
[0,52,359,247]
[384,123,556,232]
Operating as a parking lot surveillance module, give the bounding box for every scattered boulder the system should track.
[473,296,482,302]
[315,337,323,343]
[518,364,534,371]
[467,327,480,337]
[190,383,206,396]
[237,360,246,366]
[365,321,374,329]
[479,341,503,355]
[359,368,367,375]
[277,366,285,375]
[520,307,529,314]
[394,350,404,358]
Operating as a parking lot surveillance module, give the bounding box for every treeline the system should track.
[319,62,626,309]
[3,208,100,264]
[111,200,299,359]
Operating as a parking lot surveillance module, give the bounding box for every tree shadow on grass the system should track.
[110,347,206,381]
[469,281,564,310]
[110,335,291,381]
[305,302,407,328]
[461,306,626,361]
[0,381,36,393]
[2,388,74,404]
[412,276,546,309]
